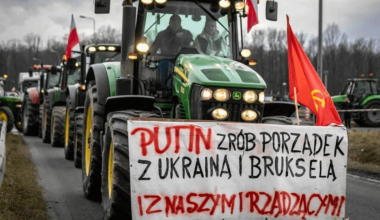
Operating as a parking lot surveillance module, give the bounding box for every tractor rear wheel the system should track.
[22,93,39,136]
[42,99,51,143]
[360,100,380,127]
[82,81,103,200]
[64,96,75,160]
[74,113,84,168]
[39,104,43,138]
[51,106,66,147]
[0,106,15,132]
[101,110,160,220]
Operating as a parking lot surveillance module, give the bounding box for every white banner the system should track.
[128,120,347,220]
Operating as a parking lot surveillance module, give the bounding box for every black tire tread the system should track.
[0,106,15,132]
[22,93,39,136]
[74,113,84,168]
[51,106,66,147]
[360,100,380,127]
[64,96,75,160]
[42,99,51,143]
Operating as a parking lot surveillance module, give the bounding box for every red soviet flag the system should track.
[247,0,259,32]
[287,16,342,126]
[65,14,80,59]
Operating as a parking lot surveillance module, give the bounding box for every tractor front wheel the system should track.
[360,100,380,127]
[64,96,75,160]
[74,113,84,168]
[82,81,103,200]
[22,93,39,136]
[50,106,66,147]
[39,104,43,138]
[101,110,160,220]
[0,106,15,132]
[42,100,51,143]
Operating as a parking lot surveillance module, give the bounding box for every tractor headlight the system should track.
[234,1,245,10]
[213,89,231,102]
[240,49,251,58]
[137,43,149,53]
[243,90,257,103]
[201,88,213,100]
[98,46,106,51]
[212,108,229,120]
[88,47,96,52]
[155,0,167,4]
[108,46,116,51]
[141,0,153,4]
[16,104,22,108]
[241,110,258,122]
[219,0,230,8]
[41,89,44,93]
[258,91,265,103]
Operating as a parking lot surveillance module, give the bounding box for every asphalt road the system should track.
[21,133,380,220]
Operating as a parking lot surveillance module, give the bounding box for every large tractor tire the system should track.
[64,96,75,160]
[74,113,84,168]
[42,99,51,143]
[0,106,15,132]
[22,93,39,136]
[101,110,160,220]
[39,104,43,138]
[360,100,380,127]
[82,81,104,200]
[51,106,66,147]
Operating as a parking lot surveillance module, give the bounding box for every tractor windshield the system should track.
[91,51,121,64]
[142,1,231,59]
[47,71,61,89]
[22,80,38,92]
[67,68,81,86]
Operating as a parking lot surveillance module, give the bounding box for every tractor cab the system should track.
[340,78,379,106]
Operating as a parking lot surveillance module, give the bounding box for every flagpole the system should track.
[293,87,300,125]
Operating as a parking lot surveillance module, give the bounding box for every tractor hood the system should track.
[176,54,266,89]
[331,94,347,103]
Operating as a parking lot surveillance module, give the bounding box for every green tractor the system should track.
[64,44,121,166]
[0,77,22,132]
[79,0,286,218]
[332,75,380,127]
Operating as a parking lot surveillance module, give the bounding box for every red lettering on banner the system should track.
[131,125,212,156]
[137,191,345,218]
[221,194,236,214]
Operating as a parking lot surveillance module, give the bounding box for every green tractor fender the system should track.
[66,85,80,111]
[85,62,120,106]
[331,94,347,104]
[360,94,380,106]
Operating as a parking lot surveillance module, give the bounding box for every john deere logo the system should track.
[233,91,241,100]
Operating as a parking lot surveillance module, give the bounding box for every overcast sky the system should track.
[1,0,379,46]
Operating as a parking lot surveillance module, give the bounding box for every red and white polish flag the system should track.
[247,0,259,33]
[65,14,80,59]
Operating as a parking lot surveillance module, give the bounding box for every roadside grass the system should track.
[347,130,380,173]
[0,133,47,220]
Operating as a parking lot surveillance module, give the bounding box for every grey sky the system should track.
[0,0,379,46]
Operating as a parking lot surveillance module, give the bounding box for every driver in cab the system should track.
[150,14,193,55]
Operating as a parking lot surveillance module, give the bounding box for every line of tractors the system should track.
[1,0,377,219]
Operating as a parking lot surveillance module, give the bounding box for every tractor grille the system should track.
[190,84,264,122]
[178,100,187,119]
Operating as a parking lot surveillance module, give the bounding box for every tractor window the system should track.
[67,68,81,86]
[90,51,121,64]
[22,80,38,92]
[143,1,231,59]
[47,72,61,89]
[370,81,379,95]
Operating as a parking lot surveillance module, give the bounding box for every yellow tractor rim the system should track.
[0,111,8,124]
[108,142,114,199]
[85,104,93,176]
[65,108,70,147]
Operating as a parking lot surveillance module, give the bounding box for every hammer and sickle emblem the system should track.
[311,89,325,112]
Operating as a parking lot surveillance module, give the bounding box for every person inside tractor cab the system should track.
[195,17,230,57]
[150,14,193,98]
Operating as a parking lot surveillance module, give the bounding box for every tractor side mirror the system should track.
[28,68,33,77]
[94,0,110,14]
[266,0,278,21]
[68,58,77,70]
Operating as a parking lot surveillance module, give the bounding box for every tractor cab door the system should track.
[350,81,373,105]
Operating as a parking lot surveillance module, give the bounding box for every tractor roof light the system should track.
[201,88,213,100]
[136,42,149,53]
[108,46,116,51]
[88,47,97,53]
[128,53,138,60]
[98,46,106,51]
[361,74,364,78]
[141,0,153,4]
[75,62,80,67]
[155,0,167,4]
[62,55,67,61]
[80,85,86,90]
[212,108,229,120]
[3,74,8,79]
[369,73,373,77]
[240,49,251,58]
[234,1,245,11]
[241,109,258,122]
[219,0,231,9]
